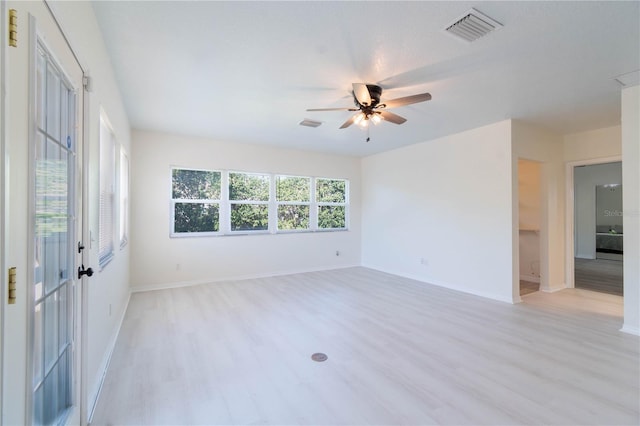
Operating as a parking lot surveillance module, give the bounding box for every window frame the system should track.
[119,148,129,248]
[168,168,350,238]
[275,174,312,233]
[315,177,349,231]
[170,166,222,237]
[228,170,271,234]
[98,112,116,268]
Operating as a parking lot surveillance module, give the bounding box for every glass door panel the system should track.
[33,42,75,426]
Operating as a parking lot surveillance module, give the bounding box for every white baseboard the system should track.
[361,264,518,304]
[87,290,132,423]
[130,264,360,293]
[519,274,540,283]
[620,324,640,336]
[540,285,566,293]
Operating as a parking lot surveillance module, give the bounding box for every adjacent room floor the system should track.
[575,257,624,296]
[90,267,639,425]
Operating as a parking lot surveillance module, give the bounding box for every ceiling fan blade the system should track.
[307,107,358,112]
[382,92,431,109]
[339,114,358,129]
[352,83,372,106]
[379,110,407,125]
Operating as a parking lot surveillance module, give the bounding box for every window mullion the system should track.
[221,171,230,234]
[310,177,318,231]
[269,174,277,233]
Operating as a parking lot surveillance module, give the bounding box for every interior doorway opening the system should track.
[573,161,623,296]
[518,159,542,297]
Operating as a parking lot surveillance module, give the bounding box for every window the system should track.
[98,114,116,267]
[169,169,349,236]
[119,149,129,247]
[276,175,310,231]
[171,168,221,234]
[316,178,347,229]
[229,172,269,232]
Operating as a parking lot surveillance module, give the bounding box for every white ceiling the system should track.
[92,1,639,157]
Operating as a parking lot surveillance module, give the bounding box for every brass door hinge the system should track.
[8,267,16,304]
[9,9,17,48]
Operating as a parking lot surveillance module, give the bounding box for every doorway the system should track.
[3,3,85,425]
[573,162,623,296]
[518,159,542,296]
[32,38,82,424]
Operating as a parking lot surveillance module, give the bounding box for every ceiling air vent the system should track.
[445,8,502,43]
[299,119,322,128]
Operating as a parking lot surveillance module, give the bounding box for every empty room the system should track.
[1,1,639,425]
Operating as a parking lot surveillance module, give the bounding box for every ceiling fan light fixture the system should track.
[371,113,382,125]
[353,112,366,125]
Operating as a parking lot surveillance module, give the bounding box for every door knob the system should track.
[78,265,94,279]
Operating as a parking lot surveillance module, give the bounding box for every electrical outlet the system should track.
[420,257,428,266]
[336,250,340,256]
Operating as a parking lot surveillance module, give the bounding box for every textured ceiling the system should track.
[92,1,639,157]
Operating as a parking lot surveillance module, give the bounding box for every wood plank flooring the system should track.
[90,267,639,425]
[519,280,539,296]
[575,258,623,296]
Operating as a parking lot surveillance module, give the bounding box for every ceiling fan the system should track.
[307,83,431,129]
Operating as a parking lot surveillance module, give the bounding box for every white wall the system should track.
[621,85,640,335]
[130,130,361,290]
[361,120,516,303]
[573,162,622,259]
[564,125,622,161]
[512,121,565,294]
[2,2,131,423]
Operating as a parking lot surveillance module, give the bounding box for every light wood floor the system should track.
[519,280,539,296]
[91,267,639,425]
[575,257,624,296]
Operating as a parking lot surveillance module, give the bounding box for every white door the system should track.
[3,2,85,425]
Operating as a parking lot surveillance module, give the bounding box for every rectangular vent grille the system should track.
[299,119,322,128]
[445,8,502,42]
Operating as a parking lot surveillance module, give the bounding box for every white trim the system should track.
[79,70,90,426]
[541,286,565,294]
[98,111,116,269]
[362,264,519,305]
[620,324,640,336]
[86,290,131,424]
[26,16,38,425]
[0,0,6,416]
[130,264,360,293]
[564,155,622,289]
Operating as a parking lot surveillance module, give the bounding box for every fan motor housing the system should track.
[354,84,382,108]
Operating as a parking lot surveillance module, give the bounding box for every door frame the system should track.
[0,0,7,416]
[564,155,622,289]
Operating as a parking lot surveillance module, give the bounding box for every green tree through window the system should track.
[172,169,221,233]
[316,178,347,229]
[277,176,310,230]
[170,168,348,235]
[229,172,269,231]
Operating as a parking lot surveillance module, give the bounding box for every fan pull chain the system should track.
[366,125,370,143]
